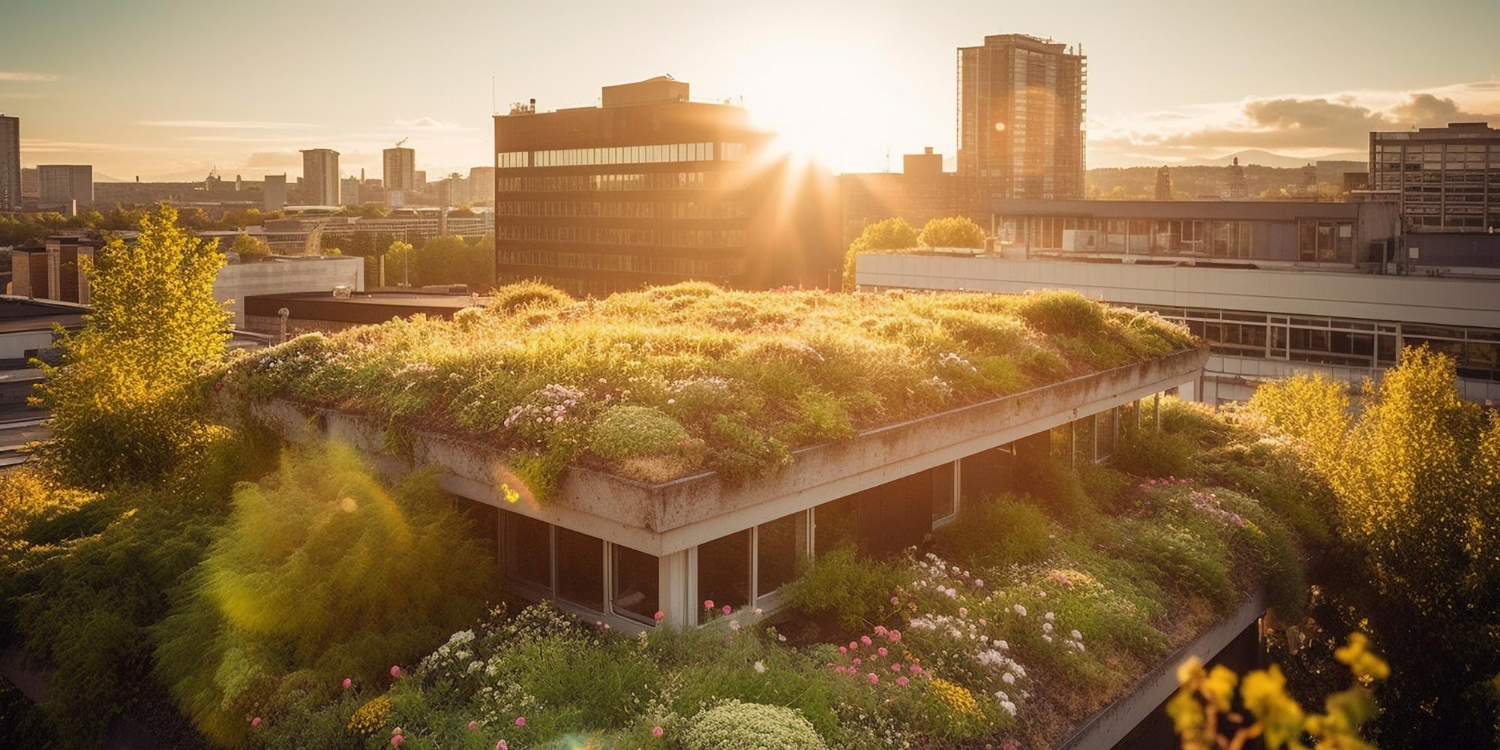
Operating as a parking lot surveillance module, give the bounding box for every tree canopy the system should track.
[917,216,986,250]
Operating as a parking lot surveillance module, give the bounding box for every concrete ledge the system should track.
[1056,590,1268,750]
[245,347,1206,555]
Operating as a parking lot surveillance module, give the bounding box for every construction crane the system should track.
[395,137,408,149]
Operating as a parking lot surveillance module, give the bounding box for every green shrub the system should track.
[488,280,572,314]
[683,700,828,750]
[1013,452,1095,525]
[588,405,691,461]
[782,546,905,631]
[917,216,985,249]
[842,217,918,290]
[1120,522,1235,612]
[1110,430,1198,478]
[152,440,494,747]
[933,497,1053,569]
[1013,290,1106,338]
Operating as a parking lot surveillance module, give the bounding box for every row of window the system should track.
[1138,304,1500,381]
[497,142,755,170]
[498,172,717,193]
[499,249,747,278]
[1013,216,1257,259]
[497,224,747,249]
[495,200,749,220]
[1296,219,1356,263]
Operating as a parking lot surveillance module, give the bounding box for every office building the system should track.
[957,34,1087,200]
[263,174,288,211]
[340,176,361,206]
[37,165,94,206]
[383,146,416,193]
[20,168,37,201]
[0,115,19,211]
[1369,121,1500,232]
[300,149,340,206]
[840,147,984,243]
[1154,166,1173,200]
[467,166,495,206]
[439,172,467,206]
[853,198,1500,405]
[493,76,840,295]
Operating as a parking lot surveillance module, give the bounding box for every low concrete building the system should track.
[856,253,1500,403]
[249,346,1204,632]
[243,289,481,339]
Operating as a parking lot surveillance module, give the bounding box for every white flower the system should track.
[958,607,968,618]
[1002,672,1016,685]
[1043,623,1053,633]
[1044,612,1055,622]
[1042,634,1053,643]
[1013,604,1027,617]
[728,620,742,631]
[1071,630,1082,640]
[1001,700,1017,716]
[994,690,1009,702]
[754,660,766,674]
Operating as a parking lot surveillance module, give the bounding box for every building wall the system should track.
[0,115,19,211]
[300,149,340,206]
[1370,123,1500,232]
[37,165,93,205]
[214,258,365,327]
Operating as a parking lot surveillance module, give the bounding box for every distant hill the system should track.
[1194,149,1368,169]
[1087,161,1370,200]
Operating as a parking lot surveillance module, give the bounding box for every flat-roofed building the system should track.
[1370,121,1500,233]
[957,34,1087,200]
[37,164,93,206]
[0,115,19,211]
[383,146,416,193]
[494,76,840,295]
[300,149,340,206]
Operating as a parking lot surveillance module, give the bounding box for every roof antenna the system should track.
[491,76,497,115]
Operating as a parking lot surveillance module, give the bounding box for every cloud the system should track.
[243,150,305,168]
[0,72,60,82]
[20,138,162,154]
[140,120,312,130]
[393,116,472,132]
[1091,81,1500,164]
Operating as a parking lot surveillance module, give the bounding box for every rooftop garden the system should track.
[222,282,1194,497]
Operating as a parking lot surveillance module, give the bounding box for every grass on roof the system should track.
[223,282,1195,499]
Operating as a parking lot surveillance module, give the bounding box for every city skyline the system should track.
[1,0,1498,181]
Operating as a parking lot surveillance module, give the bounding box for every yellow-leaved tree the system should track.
[31,205,229,489]
[1246,347,1500,745]
[917,216,986,250]
[841,217,918,291]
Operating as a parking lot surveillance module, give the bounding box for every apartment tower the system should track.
[0,115,19,211]
[957,34,1087,200]
[300,148,340,206]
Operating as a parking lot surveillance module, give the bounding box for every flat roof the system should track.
[993,198,1369,221]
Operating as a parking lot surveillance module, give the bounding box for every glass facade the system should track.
[555,527,605,612]
[611,544,660,624]
[497,142,715,170]
[697,529,752,616]
[755,511,808,601]
[1371,134,1499,231]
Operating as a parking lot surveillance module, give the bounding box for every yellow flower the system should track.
[930,677,980,716]
[348,694,393,735]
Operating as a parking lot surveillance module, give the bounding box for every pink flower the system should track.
[839,646,847,654]
[468,721,478,731]
[342,677,352,690]
[891,663,902,672]
[877,647,888,657]
[250,717,262,729]
[391,736,404,747]
[874,625,888,636]
[653,611,665,622]
[651,726,664,738]
[497,742,509,750]
[867,673,879,685]
[852,658,862,667]
[888,630,902,643]
[835,666,846,674]
[390,665,402,678]
[910,664,924,675]
[860,635,873,646]
[849,641,859,651]
[890,596,900,605]
[721,605,731,615]
[897,676,909,686]
[703,599,714,610]
[515,716,526,727]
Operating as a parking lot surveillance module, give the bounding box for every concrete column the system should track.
[658,549,692,628]
[1180,379,1198,403]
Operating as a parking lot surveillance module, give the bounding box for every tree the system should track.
[230,233,270,263]
[1247,348,1500,745]
[410,235,495,291]
[917,216,986,250]
[386,240,415,287]
[31,205,230,489]
[152,440,494,746]
[842,217,919,291]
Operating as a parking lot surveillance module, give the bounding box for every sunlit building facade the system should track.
[37,164,93,207]
[0,115,19,211]
[494,77,840,295]
[300,148,340,206]
[957,34,1087,200]
[1369,122,1500,232]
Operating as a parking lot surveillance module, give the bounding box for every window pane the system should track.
[756,512,806,598]
[931,462,956,521]
[504,512,551,591]
[556,528,604,611]
[611,545,659,624]
[698,529,751,615]
[814,496,857,557]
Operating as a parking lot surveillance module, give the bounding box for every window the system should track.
[555,528,604,612]
[697,529,751,617]
[931,462,957,523]
[959,445,1013,504]
[813,496,857,557]
[610,544,659,624]
[503,512,551,592]
[756,512,807,600]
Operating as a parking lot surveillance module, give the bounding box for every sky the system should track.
[2,0,1498,181]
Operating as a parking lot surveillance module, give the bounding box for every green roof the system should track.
[225,282,1196,498]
